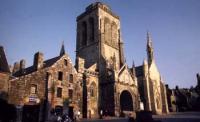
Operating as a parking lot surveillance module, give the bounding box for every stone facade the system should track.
[135,32,169,114]
[0,2,171,121]
[75,2,139,118]
[0,46,10,100]
[165,85,177,112]
[8,45,81,121]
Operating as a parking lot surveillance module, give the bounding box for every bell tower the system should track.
[75,2,125,72]
[75,2,126,116]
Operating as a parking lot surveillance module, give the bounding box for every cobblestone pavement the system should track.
[153,112,200,122]
[79,117,129,122]
[79,112,200,122]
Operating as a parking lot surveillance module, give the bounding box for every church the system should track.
[75,2,140,118]
[0,2,169,121]
[135,32,168,114]
[75,2,168,117]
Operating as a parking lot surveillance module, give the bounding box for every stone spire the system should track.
[132,60,136,77]
[146,31,154,65]
[197,73,200,87]
[60,41,65,56]
[119,30,125,68]
[132,60,135,68]
[0,46,10,73]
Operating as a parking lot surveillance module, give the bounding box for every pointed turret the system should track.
[0,46,10,73]
[196,73,200,87]
[146,31,154,65]
[132,60,135,68]
[132,60,136,77]
[143,59,148,76]
[119,39,125,68]
[60,41,65,56]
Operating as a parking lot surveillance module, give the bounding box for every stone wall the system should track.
[9,55,81,111]
[0,72,9,100]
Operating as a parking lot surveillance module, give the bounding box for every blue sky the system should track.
[0,0,200,88]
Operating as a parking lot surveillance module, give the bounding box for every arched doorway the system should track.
[120,90,133,111]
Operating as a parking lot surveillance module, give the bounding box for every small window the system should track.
[64,59,68,66]
[90,87,94,97]
[90,83,96,97]
[68,89,73,99]
[69,74,73,83]
[30,84,37,94]
[58,72,63,81]
[57,87,62,98]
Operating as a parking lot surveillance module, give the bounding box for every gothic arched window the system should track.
[104,17,111,43]
[69,74,73,83]
[90,82,96,97]
[111,22,118,44]
[82,21,87,46]
[89,17,95,42]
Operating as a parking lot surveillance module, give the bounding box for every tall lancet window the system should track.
[104,17,111,44]
[89,17,95,43]
[82,21,87,46]
[111,22,117,45]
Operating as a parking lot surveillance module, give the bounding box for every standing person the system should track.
[100,110,103,119]
[49,109,57,122]
[77,110,80,119]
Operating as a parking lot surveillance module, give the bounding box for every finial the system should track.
[147,30,152,46]
[143,59,148,65]
[132,60,135,68]
[60,40,65,56]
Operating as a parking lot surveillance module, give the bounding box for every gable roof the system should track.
[0,46,10,73]
[13,55,62,77]
[118,64,135,80]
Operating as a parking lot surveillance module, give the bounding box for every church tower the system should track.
[76,2,137,117]
[75,2,125,72]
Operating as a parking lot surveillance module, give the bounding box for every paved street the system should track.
[153,112,200,122]
[79,112,200,122]
[80,117,129,122]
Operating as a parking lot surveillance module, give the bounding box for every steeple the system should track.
[132,60,136,77]
[146,31,154,65]
[0,46,10,73]
[60,41,65,56]
[197,73,200,87]
[132,60,135,68]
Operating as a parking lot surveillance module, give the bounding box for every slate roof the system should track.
[0,46,10,73]
[13,55,62,77]
[135,65,144,77]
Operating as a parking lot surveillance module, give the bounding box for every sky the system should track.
[0,0,200,89]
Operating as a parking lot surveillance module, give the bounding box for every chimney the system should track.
[165,84,169,89]
[34,52,44,70]
[13,62,20,73]
[197,73,200,87]
[175,85,179,90]
[20,59,26,70]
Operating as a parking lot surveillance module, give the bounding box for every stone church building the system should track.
[0,2,169,121]
[75,2,140,118]
[75,2,168,117]
[135,32,169,114]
